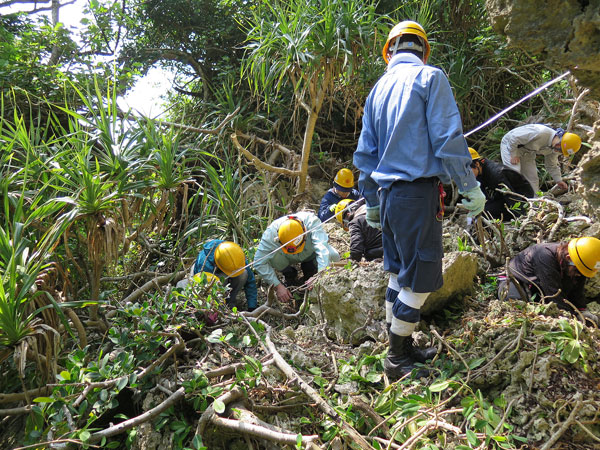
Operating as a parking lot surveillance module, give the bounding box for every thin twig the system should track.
[540,399,583,450]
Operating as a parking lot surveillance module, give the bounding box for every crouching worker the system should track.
[318,168,361,222]
[253,211,340,303]
[192,240,258,312]
[335,198,383,262]
[469,148,534,220]
[498,237,600,326]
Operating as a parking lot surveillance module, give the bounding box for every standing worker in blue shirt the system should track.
[193,240,258,312]
[318,168,361,222]
[353,21,486,380]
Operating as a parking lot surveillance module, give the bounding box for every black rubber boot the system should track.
[386,323,437,363]
[384,333,429,380]
[408,343,438,363]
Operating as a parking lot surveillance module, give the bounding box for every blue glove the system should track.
[366,205,381,229]
[459,183,486,217]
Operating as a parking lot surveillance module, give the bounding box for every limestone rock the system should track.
[423,251,479,315]
[486,0,600,96]
[578,121,600,217]
[310,251,478,341]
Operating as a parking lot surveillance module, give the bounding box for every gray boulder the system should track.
[309,251,478,342]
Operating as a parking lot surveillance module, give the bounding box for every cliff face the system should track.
[486,0,600,97]
[486,0,600,214]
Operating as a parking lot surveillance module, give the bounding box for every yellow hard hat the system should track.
[193,271,221,285]
[382,21,430,64]
[335,199,354,229]
[469,147,481,160]
[560,132,582,157]
[334,168,354,191]
[278,216,306,254]
[568,237,600,277]
[214,241,245,277]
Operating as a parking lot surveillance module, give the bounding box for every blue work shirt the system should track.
[353,53,477,207]
[253,211,336,287]
[193,239,257,307]
[318,188,361,222]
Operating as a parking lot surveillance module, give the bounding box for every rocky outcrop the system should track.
[578,121,600,216]
[485,0,600,96]
[309,251,478,342]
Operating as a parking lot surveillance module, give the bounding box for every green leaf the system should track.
[33,397,54,403]
[563,340,581,364]
[468,357,486,369]
[213,399,226,414]
[59,370,71,381]
[466,428,479,446]
[79,430,91,442]
[117,376,128,391]
[207,329,223,343]
[308,367,322,375]
[429,380,451,393]
[365,371,383,383]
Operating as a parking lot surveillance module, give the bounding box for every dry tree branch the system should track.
[231,133,300,177]
[397,418,461,450]
[210,416,319,446]
[0,405,32,415]
[540,399,583,450]
[88,387,186,444]
[156,107,240,135]
[196,386,244,436]
[121,269,188,304]
[241,315,376,450]
[0,386,52,405]
[71,332,185,408]
[13,438,92,450]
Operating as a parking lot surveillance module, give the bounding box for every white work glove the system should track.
[459,183,486,217]
[366,205,381,229]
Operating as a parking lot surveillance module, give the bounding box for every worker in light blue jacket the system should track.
[353,21,485,380]
[193,240,258,311]
[253,211,339,303]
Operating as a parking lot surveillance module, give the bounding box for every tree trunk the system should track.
[296,67,331,194]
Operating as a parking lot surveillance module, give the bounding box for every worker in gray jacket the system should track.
[500,124,582,193]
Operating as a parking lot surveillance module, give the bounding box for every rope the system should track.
[464,71,570,138]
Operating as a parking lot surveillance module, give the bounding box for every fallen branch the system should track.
[0,386,52,405]
[89,386,186,443]
[397,418,461,450]
[73,333,185,408]
[121,269,187,304]
[246,318,375,450]
[211,416,319,446]
[0,405,32,416]
[231,133,300,177]
[540,399,583,450]
[197,386,244,436]
[156,106,240,135]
